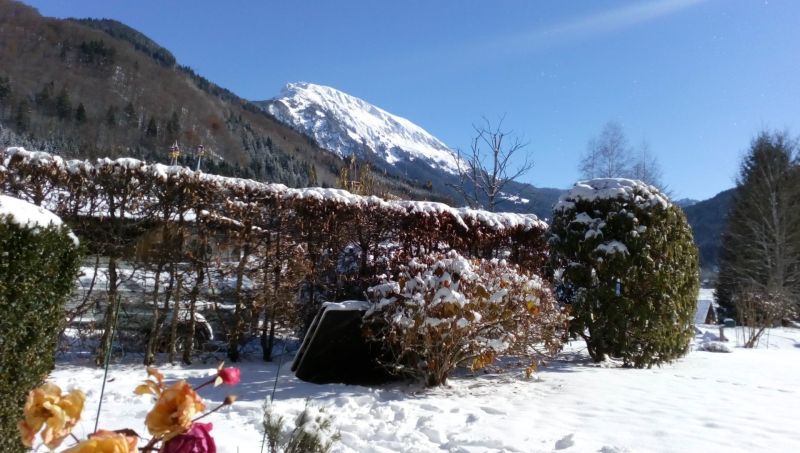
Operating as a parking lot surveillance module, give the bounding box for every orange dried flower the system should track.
[134,367,166,397]
[63,429,138,453]
[144,380,205,440]
[18,382,85,449]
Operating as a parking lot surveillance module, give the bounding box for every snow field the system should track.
[47,324,800,453]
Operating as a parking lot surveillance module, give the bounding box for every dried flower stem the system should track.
[193,400,231,423]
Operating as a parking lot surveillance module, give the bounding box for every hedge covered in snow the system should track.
[0,195,81,453]
[0,147,545,231]
[549,178,699,368]
[0,146,548,276]
[0,147,550,363]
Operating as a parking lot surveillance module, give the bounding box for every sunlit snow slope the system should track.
[265,82,460,175]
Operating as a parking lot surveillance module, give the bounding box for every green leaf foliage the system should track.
[549,179,699,368]
[0,216,80,453]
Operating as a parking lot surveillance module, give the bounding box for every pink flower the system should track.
[162,422,216,453]
[217,367,240,386]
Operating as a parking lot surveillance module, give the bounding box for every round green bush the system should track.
[549,179,699,368]
[0,197,80,453]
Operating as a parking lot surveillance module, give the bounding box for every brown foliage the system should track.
[363,252,564,386]
[1,149,551,364]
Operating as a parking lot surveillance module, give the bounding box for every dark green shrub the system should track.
[0,198,80,453]
[549,179,699,368]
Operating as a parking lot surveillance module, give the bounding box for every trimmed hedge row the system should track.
[0,148,550,363]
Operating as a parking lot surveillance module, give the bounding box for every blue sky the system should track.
[26,0,800,200]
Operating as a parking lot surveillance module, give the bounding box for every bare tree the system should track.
[451,116,533,212]
[580,122,668,192]
[580,121,632,180]
[630,140,667,191]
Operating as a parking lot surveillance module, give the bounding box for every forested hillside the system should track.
[0,0,342,187]
[683,188,734,269]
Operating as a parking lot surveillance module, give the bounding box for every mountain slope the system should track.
[675,198,699,208]
[259,82,460,175]
[0,0,339,187]
[683,188,735,269]
[257,82,564,219]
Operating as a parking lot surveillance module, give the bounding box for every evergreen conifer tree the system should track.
[166,110,180,138]
[105,105,117,127]
[123,102,136,125]
[0,76,10,104]
[550,179,699,367]
[55,87,71,120]
[14,100,30,132]
[146,116,158,137]
[716,132,800,318]
[75,102,87,124]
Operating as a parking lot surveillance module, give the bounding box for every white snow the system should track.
[555,178,671,212]
[698,287,716,301]
[0,194,78,245]
[572,212,595,224]
[696,340,733,353]
[3,147,547,233]
[43,295,800,452]
[267,82,462,174]
[321,300,371,312]
[595,240,629,255]
[44,324,800,453]
[498,192,530,205]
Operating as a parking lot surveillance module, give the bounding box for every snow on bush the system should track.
[262,400,340,453]
[1,147,550,349]
[1,148,553,364]
[0,194,78,243]
[550,178,699,368]
[0,147,546,234]
[363,251,564,386]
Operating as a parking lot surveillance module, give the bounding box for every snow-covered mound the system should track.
[0,193,78,244]
[555,178,671,212]
[0,193,65,230]
[266,82,461,174]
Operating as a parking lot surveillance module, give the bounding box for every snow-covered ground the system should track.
[47,322,800,452]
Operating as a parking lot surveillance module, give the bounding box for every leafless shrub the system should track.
[363,251,564,386]
[735,289,795,348]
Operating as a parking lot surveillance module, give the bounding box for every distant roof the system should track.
[695,299,714,324]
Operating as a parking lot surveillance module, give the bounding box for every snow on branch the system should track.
[2,147,546,233]
[555,178,670,213]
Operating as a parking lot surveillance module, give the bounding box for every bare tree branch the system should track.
[449,116,534,212]
[579,121,668,193]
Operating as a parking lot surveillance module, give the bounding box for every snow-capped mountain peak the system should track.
[265,82,460,175]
